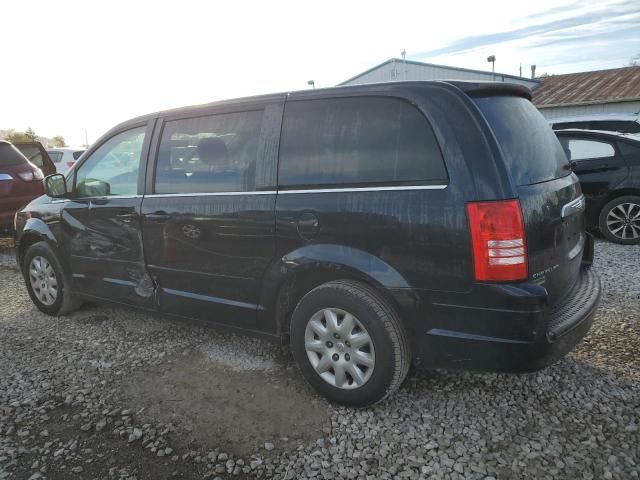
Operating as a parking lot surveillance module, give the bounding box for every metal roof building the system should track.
[340,58,540,89]
[532,66,640,120]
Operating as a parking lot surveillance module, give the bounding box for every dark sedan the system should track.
[556,129,640,245]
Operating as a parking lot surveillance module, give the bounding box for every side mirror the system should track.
[43,174,68,198]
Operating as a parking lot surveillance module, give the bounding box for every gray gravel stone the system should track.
[0,238,638,480]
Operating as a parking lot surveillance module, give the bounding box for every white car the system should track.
[549,113,640,134]
[46,147,85,174]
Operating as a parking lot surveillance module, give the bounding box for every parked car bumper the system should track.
[0,194,38,233]
[391,246,601,373]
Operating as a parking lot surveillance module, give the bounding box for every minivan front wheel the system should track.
[290,280,410,407]
[23,241,81,316]
[599,195,640,245]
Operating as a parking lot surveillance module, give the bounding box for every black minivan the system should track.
[15,81,600,406]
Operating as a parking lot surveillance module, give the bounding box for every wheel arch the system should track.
[600,188,640,207]
[17,218,59,268]
[260,244,412,340]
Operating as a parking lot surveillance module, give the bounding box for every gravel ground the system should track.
[0,237,638,480]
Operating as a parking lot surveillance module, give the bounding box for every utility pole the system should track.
[487,55,496,80]
[401,49,407,80]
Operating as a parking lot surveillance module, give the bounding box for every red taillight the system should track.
[16,168,44,182]
[67,161,74,168]
[466,199,528,282]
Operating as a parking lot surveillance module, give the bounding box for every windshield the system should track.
[474,96,570,186]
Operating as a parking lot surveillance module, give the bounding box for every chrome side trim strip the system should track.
[103,277,137,287]
[278,185,447,194]
[88,194,142,200]
[143,185,447,198]
[145,191,276,198]
[162,287,263,310]
[426,328,529,344]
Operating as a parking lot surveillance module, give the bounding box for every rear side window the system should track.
[0,143,28,166]
[475,96,569,186]
[73,150,85,160]
[155,110,263,194]
[617,141,640,162]
[558,138,615,161]
[278,97,447,187]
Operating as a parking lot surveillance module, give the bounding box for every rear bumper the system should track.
[0,210,17,233]
[0,194,40,232]
[394,265,601,373]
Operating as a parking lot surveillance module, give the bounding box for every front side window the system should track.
[559,138,616,161]
[278,97,447,188]
[75,126,146,197]
[154,110,264,194]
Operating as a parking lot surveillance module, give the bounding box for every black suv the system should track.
[555,129,640,245]
[15,81,600,406]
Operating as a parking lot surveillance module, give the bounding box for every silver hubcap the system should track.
[304,308,375,390]
[606,202,640,240]
[29,256,58,306]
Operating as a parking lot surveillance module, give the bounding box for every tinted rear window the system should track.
[278,97,447,187]
[0,143,28,166]
[48,151,63,163]
[475,96,569,186]
[15,145,44,168]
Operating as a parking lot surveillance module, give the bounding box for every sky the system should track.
[1,0,638,146]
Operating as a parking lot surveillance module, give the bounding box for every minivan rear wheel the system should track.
[290,280,410,407]
[598,195,640,245]
[23,241,81,316]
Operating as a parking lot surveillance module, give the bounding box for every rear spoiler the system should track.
[445,81,532,101]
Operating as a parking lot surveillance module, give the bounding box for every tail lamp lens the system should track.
[17,168,44,182]
[466,199,528,282]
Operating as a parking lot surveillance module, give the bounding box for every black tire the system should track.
[22,241,82,316]
[598,195,640,245]
[290,280,410,407]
